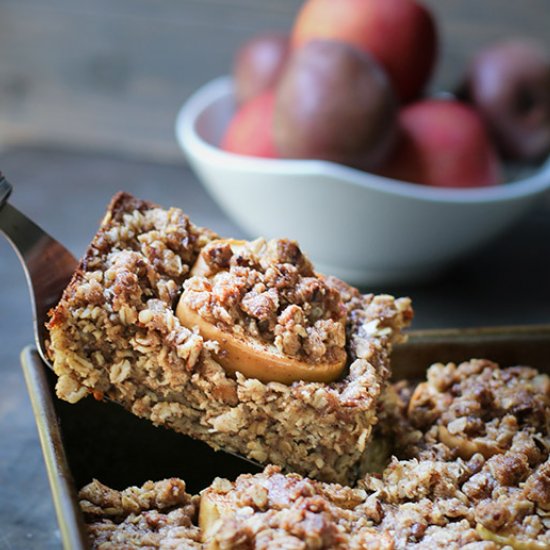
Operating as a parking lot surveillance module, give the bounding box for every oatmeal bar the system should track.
[81,467,493,549]
[199,464,494,549]
[47,192,412,484]
[402,359,550,462]
[79,478,202,549]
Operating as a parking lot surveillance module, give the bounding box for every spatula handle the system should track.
[0,174,78,366]
[0,173,12,210]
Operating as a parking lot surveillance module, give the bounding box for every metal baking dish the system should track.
[22,324,550,549]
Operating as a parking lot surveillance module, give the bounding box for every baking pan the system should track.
[21,324,550,549]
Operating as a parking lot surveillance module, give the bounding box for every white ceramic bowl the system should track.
[176,76,550,286]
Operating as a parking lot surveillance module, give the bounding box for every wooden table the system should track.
[0,1,549,548]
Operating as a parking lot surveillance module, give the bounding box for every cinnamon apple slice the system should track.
[176,300,345,384]
[476,524,548,550]
[199,489,231,546]
[438,426,504,460]
[177,237,347,384]
[408,382,506,459]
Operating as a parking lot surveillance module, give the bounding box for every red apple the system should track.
[461,39,550,161]
[221,92,277,158]
[377,100,502,188]
[291,0,437,102]
[274,40,397,170]
[234,32,290,105]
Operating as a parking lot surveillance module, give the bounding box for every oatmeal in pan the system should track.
[50,192,549,548]
[47,192,412,484]
[80,359,550,549]
[359,359,550,549]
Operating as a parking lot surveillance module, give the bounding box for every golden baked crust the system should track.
[360,359,550,549]
[370,359,550,463]
[47,192,413,484]
[407,360,550,460]
[202,465,495,550]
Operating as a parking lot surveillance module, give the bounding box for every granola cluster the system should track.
[181,238,347,365]
[79,478,202,549]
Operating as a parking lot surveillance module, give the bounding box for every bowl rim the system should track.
[175,75,550,205]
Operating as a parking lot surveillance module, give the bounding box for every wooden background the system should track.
[0,0,548,161]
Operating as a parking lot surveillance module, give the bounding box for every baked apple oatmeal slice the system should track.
[199,465,370,549]
[80,456,548,549]
[176,238,348,384]
[47,192,412,484]
[198,464,494,549]
[403,359,550,462]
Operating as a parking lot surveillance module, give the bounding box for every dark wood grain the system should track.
[0,0,547,160]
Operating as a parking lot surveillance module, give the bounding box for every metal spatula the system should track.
[0,175,78,366]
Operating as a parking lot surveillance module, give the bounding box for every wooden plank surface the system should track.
[0,0,547,160]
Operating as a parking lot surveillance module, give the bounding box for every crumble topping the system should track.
[201,465,369,549]
[362,359,550,549]
[180,238,347,365]
[406,359,550,462]
[79,478,202,549]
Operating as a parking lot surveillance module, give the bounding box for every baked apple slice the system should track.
[437,426,505,460]
[476,524,548,550]
[176,238,347,384]
[199,489,232,545]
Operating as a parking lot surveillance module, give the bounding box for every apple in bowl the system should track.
[377,99,502,189]
[176,77,550,285]
[291,0,438,103]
